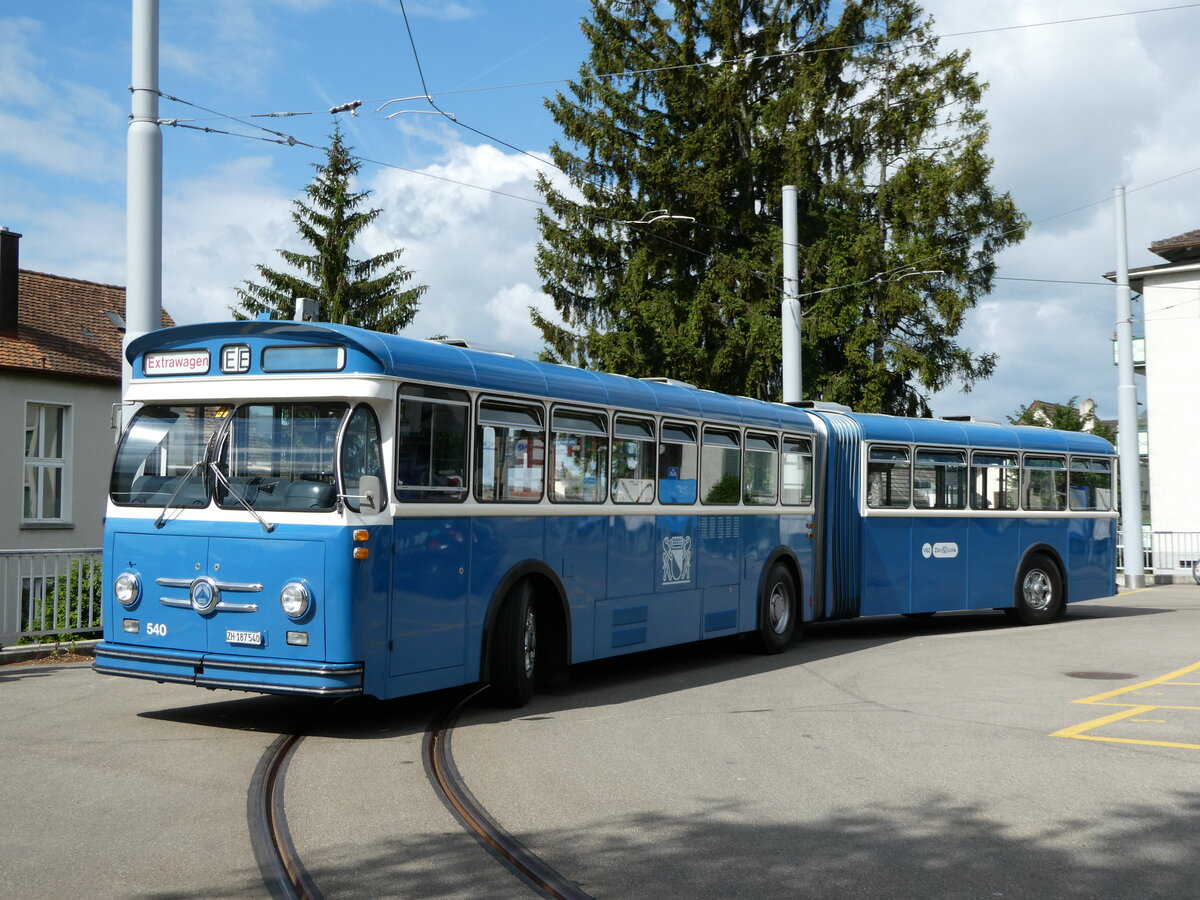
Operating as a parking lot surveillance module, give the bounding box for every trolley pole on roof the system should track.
[1113,185,1145,589]
[124,0,163,425]
[781,185,801,404]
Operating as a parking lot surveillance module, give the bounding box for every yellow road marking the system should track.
[1052,661,1200,749]
[1051,706,1155,738]
[1068,661,1200,705]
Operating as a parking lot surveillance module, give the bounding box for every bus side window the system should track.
[476,400,545,503]
[866,446,911,509]
[700,427,741,504]
[611,416,655,504]
[743,434,778,505]
[914,449,967,510]
[551,409,608,503]
[341,404,385,513]
[658,422,697,504]
[781,436,812,506]
[1023,455,1066,511]
[1069,456,1114,511]
[396,385,469,503]
[970,452,1019,510]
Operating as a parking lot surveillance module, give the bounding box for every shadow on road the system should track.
[135,596,1170,739]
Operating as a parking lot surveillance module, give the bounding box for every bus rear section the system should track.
[810,410,1117,623]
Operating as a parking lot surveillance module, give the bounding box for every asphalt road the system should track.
[2,584,1198,899]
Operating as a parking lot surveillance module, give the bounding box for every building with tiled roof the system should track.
[1147,229,1200,264]
[1,267,173,382]
[1,227,174,581]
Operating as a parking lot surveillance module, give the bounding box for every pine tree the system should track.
[534,0,1026,413]
[232,125,425,331]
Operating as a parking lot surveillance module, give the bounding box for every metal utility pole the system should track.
[781,185,801,404]
[125,0,163,417]
[1113,185,1145,589]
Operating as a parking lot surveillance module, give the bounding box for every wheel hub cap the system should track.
[1023,570,1052,611]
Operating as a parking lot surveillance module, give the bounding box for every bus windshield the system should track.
[110,404,232,506]
[214,403,347,512]
[111,402,350,512]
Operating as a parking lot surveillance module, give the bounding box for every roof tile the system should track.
[0,270,174,382]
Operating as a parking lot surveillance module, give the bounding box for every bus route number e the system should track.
[146,622,168,637]
[221,344,251,374]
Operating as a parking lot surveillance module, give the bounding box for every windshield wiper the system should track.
[153,461,203,529]
[209,462,275,533]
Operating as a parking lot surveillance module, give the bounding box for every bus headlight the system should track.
[280,582,311,619]
[114,572,141,607]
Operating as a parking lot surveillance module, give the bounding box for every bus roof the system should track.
[126,320,811,432]
[808,409,1116,456]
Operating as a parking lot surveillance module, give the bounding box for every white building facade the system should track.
[1126,230,1200,570]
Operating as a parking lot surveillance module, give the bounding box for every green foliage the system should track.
[1009,397,1117,443]
[232,124,426,332]
[703,473,743,504]
[534,0,1027,414]
[21,558,102,644]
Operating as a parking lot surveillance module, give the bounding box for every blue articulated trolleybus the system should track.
[94,319,1117,706]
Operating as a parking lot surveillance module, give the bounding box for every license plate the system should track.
[226,629,263,646]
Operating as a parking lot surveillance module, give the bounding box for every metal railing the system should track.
[1117,532,1200,581]
[0,548,102,647]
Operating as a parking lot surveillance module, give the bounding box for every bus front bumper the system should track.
[92,642,364,697]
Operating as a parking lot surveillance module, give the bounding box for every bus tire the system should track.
[752,563,797,654]
[489,580,538,707]
[1008,553,1063,626]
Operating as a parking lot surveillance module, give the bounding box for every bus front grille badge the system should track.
[190,577,221,614]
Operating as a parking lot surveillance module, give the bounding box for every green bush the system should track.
[21,557,103,645]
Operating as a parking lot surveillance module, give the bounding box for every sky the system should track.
[2,0,1198,422]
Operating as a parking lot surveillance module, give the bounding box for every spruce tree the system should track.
[233,124,425,331]
[535,0,1026,413]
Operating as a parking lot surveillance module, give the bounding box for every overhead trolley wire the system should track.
[153,0,1200,309]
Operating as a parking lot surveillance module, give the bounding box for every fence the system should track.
[1117,532,1200,582]
[0,548,103,647]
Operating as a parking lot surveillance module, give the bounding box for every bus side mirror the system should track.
[358,475,382,514]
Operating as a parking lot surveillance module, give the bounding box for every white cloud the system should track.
[400,1,478,21]
[924,0,1200,420]
[360,141,562,355]
[161,156,298,324]
[0,16,123,179]
[144,138,565,362]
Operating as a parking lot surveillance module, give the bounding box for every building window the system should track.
[23,403,70,523]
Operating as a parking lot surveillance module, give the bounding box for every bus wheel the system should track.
[752,564,797,654]
[490,581,537,707]
[1008,554,1063,626]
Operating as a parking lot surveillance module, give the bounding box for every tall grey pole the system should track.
[781,185,801,404]
[1114,186,1145,589]
[124,0,163,419]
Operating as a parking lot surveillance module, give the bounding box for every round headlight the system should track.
[280,582,311,619]
[114,572,141,607]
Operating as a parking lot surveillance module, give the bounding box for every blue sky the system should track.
[3,1,1199,421]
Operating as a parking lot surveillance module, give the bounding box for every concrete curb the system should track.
[0,638,99,665]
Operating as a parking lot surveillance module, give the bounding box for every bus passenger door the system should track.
[389,518,469,678]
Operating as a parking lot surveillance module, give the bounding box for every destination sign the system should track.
[143,349,210,376]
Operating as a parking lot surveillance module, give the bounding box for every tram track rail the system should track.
[246,688,589,900]
[424,687,593,900]
[248,732,322,900]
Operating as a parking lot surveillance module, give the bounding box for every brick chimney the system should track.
[0,227,20,335]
